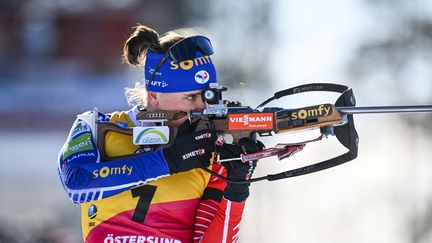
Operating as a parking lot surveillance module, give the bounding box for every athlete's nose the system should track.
[194,98,207,111]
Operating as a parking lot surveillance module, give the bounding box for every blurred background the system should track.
[1,0,431,242]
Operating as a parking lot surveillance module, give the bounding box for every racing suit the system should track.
[57,106,247,243]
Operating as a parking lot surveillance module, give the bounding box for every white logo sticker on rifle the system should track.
[133,126,170,145]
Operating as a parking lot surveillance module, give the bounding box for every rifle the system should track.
[96,83,432,183]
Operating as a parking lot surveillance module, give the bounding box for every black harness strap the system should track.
[256,83,351,109]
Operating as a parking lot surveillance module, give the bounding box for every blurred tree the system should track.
[0,0,274,86]
[349,0,432,131]
[192,0,275,90]
[348,0,432,131]
[347,1,432,242]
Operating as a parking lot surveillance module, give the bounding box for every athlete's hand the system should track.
[163,121,216,174]
[218,137,264,202]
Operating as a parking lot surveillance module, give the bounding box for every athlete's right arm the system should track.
[57,112,216,204]
[57,115,170,204]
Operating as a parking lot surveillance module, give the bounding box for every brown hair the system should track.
[122,24,185,67]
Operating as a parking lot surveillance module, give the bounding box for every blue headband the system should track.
[144,50,217,93]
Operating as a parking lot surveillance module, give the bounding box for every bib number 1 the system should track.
[131,185,157,222]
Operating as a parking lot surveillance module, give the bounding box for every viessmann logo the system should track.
[133,126,169,145]
[228,113,274,130]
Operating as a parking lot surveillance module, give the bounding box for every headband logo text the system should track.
[170,56,212,71]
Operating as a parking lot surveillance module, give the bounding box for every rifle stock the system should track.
[96,103,349,161]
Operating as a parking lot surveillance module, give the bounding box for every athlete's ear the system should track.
[147,91,159,108]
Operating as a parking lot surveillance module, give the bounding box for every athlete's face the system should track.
[148,90,206,126]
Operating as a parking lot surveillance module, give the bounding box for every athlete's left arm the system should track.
[192,164,247,243]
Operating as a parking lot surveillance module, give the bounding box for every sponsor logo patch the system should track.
[195,132,212,140]
[182,149,205,160]
[228,113,274,130]
[170,55,212,71]
[88,204,97,219]
[66,152,95,163]
[104,234,181,243]
[147,80,169,88]
[133,126,170,145]
[290,104,332,120]
[62,133,94,159]
[70,121,90,137]
[92,165,133,178]
[194,70,210,84]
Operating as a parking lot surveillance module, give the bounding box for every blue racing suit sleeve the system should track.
[57,112,171,204]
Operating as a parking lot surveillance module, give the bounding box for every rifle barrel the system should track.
[337,105,432,114]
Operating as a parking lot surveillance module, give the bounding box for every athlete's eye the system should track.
[184,94,201,102]
[186,95,196,101]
